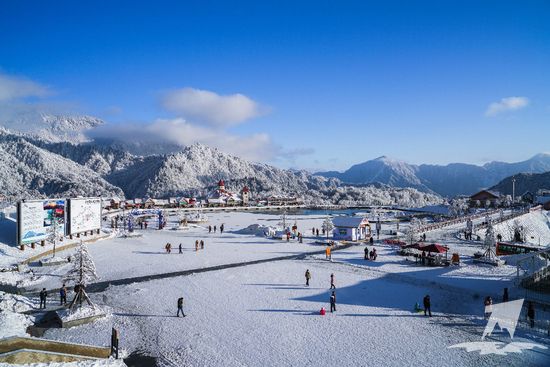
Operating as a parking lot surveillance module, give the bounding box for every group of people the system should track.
[195,240,205,251]
[364,246,377,260]
[305,269,338,313]
[208,224,224,233]
[286,231,303,243]
[38,283,70,309]
[311,227,322,237]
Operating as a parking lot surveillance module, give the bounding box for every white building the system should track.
[332,216,371,241]
[206,180,242,206]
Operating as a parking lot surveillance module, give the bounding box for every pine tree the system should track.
[64,240,99,309]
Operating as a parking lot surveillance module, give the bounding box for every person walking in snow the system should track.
[372,248,377,261]
[316,228,319,237]
[59,284,67,305]
[305,269,311,286]
[214,225,217,233]
[423,295,432,317]
[483,296,493,319]
[330,273,336,289]
[527,302,535,328]
[369,236,374,246]
[177,297,186,317]
[220,224,224,234]
[208,225,212,233]
[325,246,331,260]
[503,288,509,302]
[330,291,336,313]
[364,246,369,260]
[144,221,148,229]
[195,240,199,251]
[39,288,47,309]
[200,240,204,249]
[179,243,183,254]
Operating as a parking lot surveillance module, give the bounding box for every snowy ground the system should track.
[2,209,550,366]
[43,258,550,367]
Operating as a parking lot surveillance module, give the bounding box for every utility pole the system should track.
[512,177,516,203]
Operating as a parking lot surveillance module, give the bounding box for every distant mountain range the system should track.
[0,116,442,207]
[315,154,550,197]
[490,172,550,197]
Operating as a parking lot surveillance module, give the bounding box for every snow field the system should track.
[43,259,550,367]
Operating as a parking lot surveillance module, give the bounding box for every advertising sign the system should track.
[18,199,66,245]
[67,197,102,234]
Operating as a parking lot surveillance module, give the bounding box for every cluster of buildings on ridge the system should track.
[104,180,303,210]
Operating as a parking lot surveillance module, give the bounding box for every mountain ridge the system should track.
[315,154,550,196]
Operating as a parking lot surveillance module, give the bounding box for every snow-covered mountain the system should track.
[0,109,103,143]
[106,143,442,206]
[316,154,550,197]
[0,130,124,200]
[0,130,441,207]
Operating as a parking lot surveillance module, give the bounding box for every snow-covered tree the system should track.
[405,218,420,245]
[64,241,99,309]
[484,222,495,249]
[46,216,61,257]
[321,216,334,239]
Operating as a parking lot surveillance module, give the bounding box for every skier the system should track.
[179,243,183,254]
[503,288,509,302]
[305,269,311,286]
[364,246,369,260]
[39,288,47,309]
[527,302,535,328]
[483,296,493,319]
[177,297,186,317]
[59,284,67,305]
[325,246,331,260]
[330,291,336,313]
[200,240,204,249]
[208,225,212,233]
[423,295,432,317]
[330,273,335,289]
[220,224,224,234]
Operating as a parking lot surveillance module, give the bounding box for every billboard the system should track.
[67,197,102,235]
[17,199,66,245]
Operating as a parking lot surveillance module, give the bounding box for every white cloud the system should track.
[162,87,265,126]
[89,118,278,162]
[0,72,52,101]
[485,96,529,117]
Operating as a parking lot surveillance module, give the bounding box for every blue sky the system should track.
[0,1,549,170]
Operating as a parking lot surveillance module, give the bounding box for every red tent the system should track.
[419,243,448,254]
